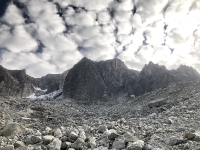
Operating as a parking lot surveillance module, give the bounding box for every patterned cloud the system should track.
[0,0,199,77]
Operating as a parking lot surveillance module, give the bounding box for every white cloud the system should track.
[97,11,111,25]
[65,11,95,26]
[1,4,25,25]
[0,51,58,77]
[26,0,65,34]
[117,21,132,35]
[1,0,200,77]
[0,25,38,53]
[64,0,113,11]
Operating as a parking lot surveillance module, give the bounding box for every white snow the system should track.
[26,93,37,99]
[28,90,62,101]
[33,86,47,92]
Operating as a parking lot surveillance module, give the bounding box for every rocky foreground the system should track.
[1,81,200,150]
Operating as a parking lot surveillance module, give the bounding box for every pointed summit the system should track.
[141,61,166,76]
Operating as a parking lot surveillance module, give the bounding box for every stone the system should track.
[88,137,96,149]
[166,136,183,146]
[194,133,200,142]
[112,138,126,149]
[15,146,29,150]
[48,138,61,150]
[124,132,139,142]
[184,132,195,139]
[54,128,62,138]
[26,135,42,144]
[127,140,144,150]
[143,144,153,150]
[14,141,25,149]
[61,142,71,149]
[78,129,86,142]
[148,98,167,108]
[68,131,79,142]
[71,138,85,150]
[93,146,108,150]
[43,135,54,145]
[98,125,107,133]
[0,145,14,150]
[2,122,23,136]
[108,129,119,140]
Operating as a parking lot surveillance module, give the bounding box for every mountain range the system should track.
[0,57,200,100]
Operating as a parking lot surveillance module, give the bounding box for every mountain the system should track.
[133,62,200,96]
[62,57,139,101]
[0,65,68,98]
[0,65,34,98]
[63,59,200,100]
[28,70,68,94]
[1,58,200,100]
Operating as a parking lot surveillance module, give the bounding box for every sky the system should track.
[0,0,199,77]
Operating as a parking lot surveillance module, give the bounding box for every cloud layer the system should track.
[0,0,199,77]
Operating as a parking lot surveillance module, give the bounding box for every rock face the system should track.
[29,70,68,94]
[63,58,200,100]
[0,66,34,98]
[62,57,139,100]
[133,62,200,96]
[0,65,68,97]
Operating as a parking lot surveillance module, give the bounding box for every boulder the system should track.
[148,98,167,108]
[2,122,23,136]
[166,136,183,146]
[127,140,144,150]
[43,135,54,145]
[48,138,61,150]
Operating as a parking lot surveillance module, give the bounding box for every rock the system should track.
[108,129,119,140]
[93,146,108,150]
[0,145,14,150]
[124,132,138,142]
[148,98,167,108]
[98,125,107,133]
[14,141,25,148]
[112,137,126,149]
[166,136,183,146]
[42,135,54,145]
[88,137,96,149]
[61,142,71,149]
[54,128,62,138]
[62,57,139,100]
[184,132,195,139]
[15,146,29,150]
[194,133,200,142]
[48,138,61,150]
[78,129,86,142]
[26,135,42,144]
[127,140,144,150]
[68,131,79,142]
[143,144,153,150]
[71,138,85,150]
[2,122,23,136]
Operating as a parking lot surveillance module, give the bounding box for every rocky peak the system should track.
[98,58,128,71]
[63,58,138,100]
[0,66,34,98]
[171,65,200,81]
[140,61,167,76]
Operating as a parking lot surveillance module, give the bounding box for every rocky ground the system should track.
[1,81,200,150]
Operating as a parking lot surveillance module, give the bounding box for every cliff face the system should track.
[28,70,68,94]
[62,57,139,101]
[0,66,34,98]
[63,59,200,101]
[132,62,200,96]
[133,62,177,96]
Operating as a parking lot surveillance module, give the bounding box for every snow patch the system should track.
[29,90,62,101]
[33,86,47,92]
